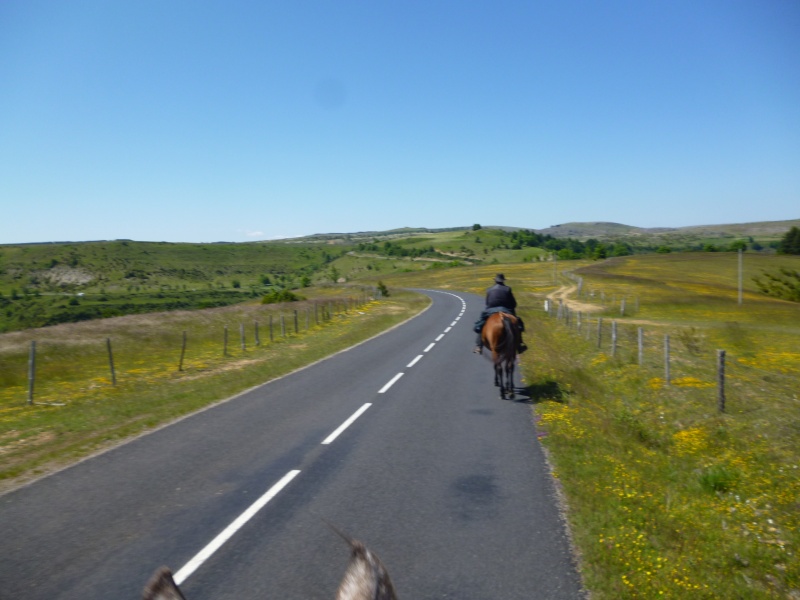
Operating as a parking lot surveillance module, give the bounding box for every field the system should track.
[2,227,799,597]
[0,240,346,331]
[5,221,781,332]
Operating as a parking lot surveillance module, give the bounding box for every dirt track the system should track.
[545,284,603,313]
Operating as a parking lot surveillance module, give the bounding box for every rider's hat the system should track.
[495,273,506,283]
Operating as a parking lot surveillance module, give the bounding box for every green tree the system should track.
[729,240,747,252]
[777,227,800,255]
[472,223,482,231]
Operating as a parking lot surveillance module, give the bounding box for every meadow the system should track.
[0,240,346,332]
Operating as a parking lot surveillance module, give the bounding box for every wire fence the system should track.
[2,291,377,406]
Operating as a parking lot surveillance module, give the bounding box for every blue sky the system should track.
[2,1,798,243]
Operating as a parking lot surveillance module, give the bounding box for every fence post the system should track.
[717,350,726,413]
[637,327,643,366]
[577,311,582,333]
[315,302,319,325]
[620,297,626,316]
[106,338,116,386]
[281,315,286,337]
[240,323,246,351]
[179,331,187,371]
[306,308,310,330]
[738,249,743,306]
[664,335,671,386]
[294,310,299,334]
[224,326,228,356]
[255,321,260,346]
[597,317,603,349]
[27,340,36,405]
[611,321,617,357]
[269,315,274,342]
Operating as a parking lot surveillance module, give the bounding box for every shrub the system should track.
[261,289,304,304]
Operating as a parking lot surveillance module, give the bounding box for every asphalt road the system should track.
[0,290,584,599]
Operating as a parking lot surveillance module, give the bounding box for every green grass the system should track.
[0,239,351,331]
[375,254,799,598]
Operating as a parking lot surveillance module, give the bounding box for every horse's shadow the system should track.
[509,380,568,404]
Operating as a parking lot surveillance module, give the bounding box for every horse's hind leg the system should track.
[506,362,515,399]
[495,364,505,398]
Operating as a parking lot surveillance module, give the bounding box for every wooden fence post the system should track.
[637,327,643,366]
[294,310,299,334]
[620,297,626,316]
[664,335,671,386]
[269,315,274,342]
[106,338,116,386]
[224,326,228,356]
[597,317,603,349]
[254,321,260,346]
[717,350,726,413]
[738,249,743,306]
[611,321,617,357]
[306,308,310,330]
[281,315,286,337]
[27,340,36,405]
[179,331,187,371]
[240,323,246,351]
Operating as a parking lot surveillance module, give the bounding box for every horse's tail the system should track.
[501,314,518,356]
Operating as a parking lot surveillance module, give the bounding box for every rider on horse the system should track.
[474,274,527,354]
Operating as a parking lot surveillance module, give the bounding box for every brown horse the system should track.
[481,312,520,399]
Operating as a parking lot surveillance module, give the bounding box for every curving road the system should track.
[0,290,584,599]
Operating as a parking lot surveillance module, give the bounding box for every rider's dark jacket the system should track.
[474,283,523,334]
[485,283,517,312]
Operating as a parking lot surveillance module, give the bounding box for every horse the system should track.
[481,312,520,400]
[142,528,398,600]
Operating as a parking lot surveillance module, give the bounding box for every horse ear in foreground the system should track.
[142,567,186,600]
[481,311,519,400]
[141,531,398,600]
[328,522,398,600]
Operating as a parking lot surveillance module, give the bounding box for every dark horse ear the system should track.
[142,567,187,600]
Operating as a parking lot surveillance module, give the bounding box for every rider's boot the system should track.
[474,333,483,354]
[518,331,528,354]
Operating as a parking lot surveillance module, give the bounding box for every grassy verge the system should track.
[523,254,799,598]
[0,289,428,493]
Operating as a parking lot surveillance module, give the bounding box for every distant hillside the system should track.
[533,219,800,241]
